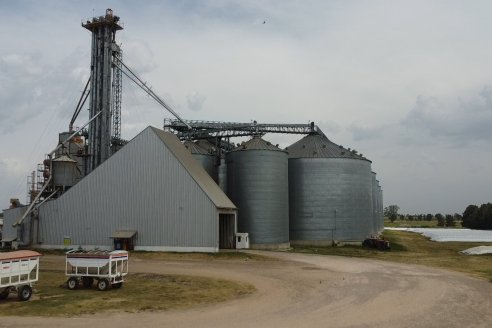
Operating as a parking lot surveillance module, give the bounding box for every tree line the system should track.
[462,203,492,230]
[384,203,492,230]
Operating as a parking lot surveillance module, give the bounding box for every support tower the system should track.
[83,8,123,172]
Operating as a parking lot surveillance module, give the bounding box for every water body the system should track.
[385,227,492,242]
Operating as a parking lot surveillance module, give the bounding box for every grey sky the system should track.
[1,0,491,214]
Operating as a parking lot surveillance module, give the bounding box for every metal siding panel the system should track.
[226,148,289,245]
[38,127,219,249]
[371,172,378,235]
[2,207,25,239]
[289,157,373,242]
[2,207,30,244]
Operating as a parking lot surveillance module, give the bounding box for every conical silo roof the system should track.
[52,155,78,163]
[286,133,370,161]
[230,136,284,152]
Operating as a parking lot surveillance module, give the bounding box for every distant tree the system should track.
[476,203,492,230]
[407,214,414,221]
[445,214,456,227]
[435,213,445,227]
[426,214,433,221]
[384,205,400,222]
[462,205,479,229]
[453,213,462,225]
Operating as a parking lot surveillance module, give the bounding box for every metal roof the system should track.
[53,155,77,163]
[110,230,137,239]
[183,141,210,155]
[195,139,218,153]
[230,135,285,152]
[0,250,41,261]
[286,133,371,162]
[151,127,237,210]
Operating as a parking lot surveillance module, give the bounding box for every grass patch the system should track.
[0,270,254,317]
[291,230,492,281]
[131,251,271,261]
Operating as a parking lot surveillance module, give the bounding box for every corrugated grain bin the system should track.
[183,140,218,182]
[195,140,226,191]
[371,172,378,235]
[226,136,289,249]
[52,155,79,188]
[287,133,373,244]
[377,181,383,231]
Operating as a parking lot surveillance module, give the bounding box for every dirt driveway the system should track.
[2,251,491,328]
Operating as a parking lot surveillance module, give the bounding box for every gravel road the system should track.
[1,251,491,328]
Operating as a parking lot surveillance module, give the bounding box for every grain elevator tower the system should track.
[82,8,123,173]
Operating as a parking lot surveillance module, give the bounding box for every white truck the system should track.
[0,250,42,301]
[65,249,129,291]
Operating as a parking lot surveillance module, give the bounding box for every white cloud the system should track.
[1,0,492,213]
[186,91,207,111]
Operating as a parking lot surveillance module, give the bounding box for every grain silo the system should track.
[183,140,218,182]
[287,133,373,244]
[377,181,383,231]
[195,140,226,191]
[371,172,378,235]
[51,155,80,190]
[226,136,289,249]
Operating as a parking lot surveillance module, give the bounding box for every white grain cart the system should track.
[0,250,42,301]
[65,249,128,291]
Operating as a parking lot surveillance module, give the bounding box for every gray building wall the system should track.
[38,127,234,252]
[2,206,29,245]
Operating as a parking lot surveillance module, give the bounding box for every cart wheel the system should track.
[67,277,79,290]
[0,288,10,300]
[82,277,94,288]
[17,285,32,301]
[97,279,109,291]
[113,282,123,289]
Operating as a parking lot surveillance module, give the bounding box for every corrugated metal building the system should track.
[36,127,237,252]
